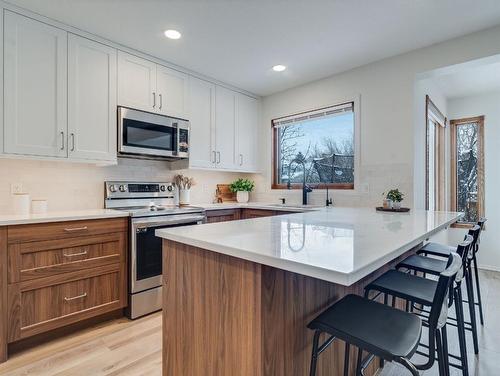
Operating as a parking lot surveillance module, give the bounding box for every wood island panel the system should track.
[163,239,419,376]
[0,228,7,362]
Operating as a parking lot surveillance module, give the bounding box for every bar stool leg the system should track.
[472,255,485,325]
[455,288,469,376]
[344,342,350,376]
[441,324,450,376]
[355,348,363,376]
[436,328,446,376]
[309,330,321,376]
[465,271,479,354]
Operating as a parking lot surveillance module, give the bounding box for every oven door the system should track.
[118,107,178,158]
[130,214,205,293]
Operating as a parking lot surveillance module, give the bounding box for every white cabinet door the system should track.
[68,34,117,162]
[215,86,237,169]
[188,77,216,168]
[236,94,260,171]
[117,51,156,112]
[156,65,188,119]
[4,11,67,157]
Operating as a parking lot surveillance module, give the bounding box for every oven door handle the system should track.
[132,214,206,229]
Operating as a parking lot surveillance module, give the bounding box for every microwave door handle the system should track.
[174,122,179,156]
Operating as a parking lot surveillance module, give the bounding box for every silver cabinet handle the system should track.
[64,292,87,302]
[63,226,88,232]
[216,151,221,164]
[159,93,163,110]
[63,250,88,257]
[239,154,243,166]
[212,151,216,163]
[70,133,75,152]
[60,131,65,150]
[152,92,156,108]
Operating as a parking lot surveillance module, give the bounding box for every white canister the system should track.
[13,193,30,215]
[236,191,249,203]
[31,199,48,214]
[179,189,191,205]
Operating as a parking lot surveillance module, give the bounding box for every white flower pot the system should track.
[236,191,249,203]
[393,201,402,210]
[179,189,191,205]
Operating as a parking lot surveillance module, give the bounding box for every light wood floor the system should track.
[0,270,498,376]
[0,312,162,376]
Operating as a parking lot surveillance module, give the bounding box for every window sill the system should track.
[271,183,354,190]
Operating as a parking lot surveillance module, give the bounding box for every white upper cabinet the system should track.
[188,77,216,168]
[4,11,68,158]
[215,86,237,169]
[68,34,117,162]
[156,65,188,119]
[117,52,188,118]
[236,94,260,172]
[117,51,156,112]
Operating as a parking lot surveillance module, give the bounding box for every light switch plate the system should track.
[11,183,23,194]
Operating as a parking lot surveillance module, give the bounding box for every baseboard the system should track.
[478,264,500,272]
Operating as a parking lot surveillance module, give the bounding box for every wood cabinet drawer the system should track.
[241,209,276,219]
[7,217,128,244]
[8,233,126,283]
[8,265,126,341]
[205,209,241,223]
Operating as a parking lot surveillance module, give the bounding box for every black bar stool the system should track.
[365,237,474,376]
[418,218,487,325]
[307,253,462,376]
[399,226,481,355]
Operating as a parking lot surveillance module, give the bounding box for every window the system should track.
[450,116,485,226]
[425,96,446,211]
[272,102,355,189]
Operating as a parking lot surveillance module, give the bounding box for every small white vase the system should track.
[179,189,191,205]
[393,201,402,210]
[236,191,249,203]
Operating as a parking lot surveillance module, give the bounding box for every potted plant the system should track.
[386,189,404,210]
[174,174,195,205]
[229,178,255,203]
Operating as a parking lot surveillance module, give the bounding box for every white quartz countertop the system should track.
[0,209,129,226]
[196,202,320,212]
[157,207,462,286]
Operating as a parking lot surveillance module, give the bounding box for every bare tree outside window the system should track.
[451,116,485,225]
[273,103,355,188]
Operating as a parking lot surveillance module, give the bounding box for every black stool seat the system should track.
[418,242,455,257]
[308,294,422,360]
[397,254,448,275]
[366,270,437,306]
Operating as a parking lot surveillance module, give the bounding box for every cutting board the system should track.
[216,184,236,203]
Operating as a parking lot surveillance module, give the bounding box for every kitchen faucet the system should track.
[287,155,313,205]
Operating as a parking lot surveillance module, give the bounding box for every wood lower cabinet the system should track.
[0,217,128,362]
[206,209,241,223]
[241,208,278,219]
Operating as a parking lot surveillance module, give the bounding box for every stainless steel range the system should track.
[104,181,205,319]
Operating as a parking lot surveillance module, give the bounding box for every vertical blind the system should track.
[272,102,354,128]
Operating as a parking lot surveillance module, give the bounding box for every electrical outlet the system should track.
[11,183,23,194]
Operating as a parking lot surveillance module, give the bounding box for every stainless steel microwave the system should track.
[117,106,189,160]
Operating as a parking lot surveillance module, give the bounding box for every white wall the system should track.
[443,91,500,271]
[252,24,500,209]
[0,158,250,213]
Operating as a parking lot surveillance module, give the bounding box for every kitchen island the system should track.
[156,207,461,376]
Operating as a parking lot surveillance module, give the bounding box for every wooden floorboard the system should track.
[0,270,498,375]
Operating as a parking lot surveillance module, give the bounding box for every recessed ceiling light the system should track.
[164,29,181,40]
[272,64,287,72]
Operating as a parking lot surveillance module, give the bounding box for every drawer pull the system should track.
[63,250,88,257]
[64,292,87,302]
[63,226,88,232]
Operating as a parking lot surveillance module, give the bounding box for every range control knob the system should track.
[109,185,117,193]
[119,185,127,192]
[160,185,166,192]
[167,185,173,192]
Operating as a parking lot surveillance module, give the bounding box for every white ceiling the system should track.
[6,0,500,96]
[433,61,500,99]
